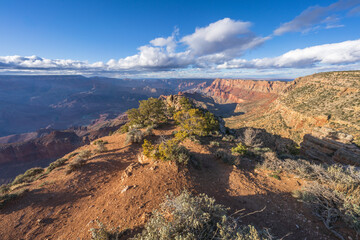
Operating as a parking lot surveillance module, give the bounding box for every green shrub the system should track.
[93,140,109,145]
[144,125,155,136]
[133,191,273,240]
[125,129,144,144]
[142,139,190,164]
[215,149,239,165]
[79,150,92,159]
[287,144,300,155]
[237,128,262,147]
[157,139,190,164]
[268,172,281,180]
[90,220,124,240]
[0,184,10,195]
[68,152,79,158]
[67,157,87,174]
[118,123,130,133]
[259,152,360,235]
[142,139,155,158]
[222,134,235,142]
[126,98,168,128]
[173,108,218,136]
[189,135,201,144]
[209,141,220,147]
[12,167,44,185]
[252,147,272,155]
[0,189,28,209]
[94,141,108,153]
[46,158,68,173]
[231,143,248,156]
[178,96,193,110]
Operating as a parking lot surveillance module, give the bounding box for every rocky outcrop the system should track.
[226,71,360,143]
[0,131,84,164]
[200,78,289,104]
[161,93,227,135]
[300,127,360,166]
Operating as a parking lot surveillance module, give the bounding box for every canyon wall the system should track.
[201,78,289,104]
[212,72,360,143]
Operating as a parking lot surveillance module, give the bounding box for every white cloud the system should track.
[273,0,360,35]
[1,16,360,78]
[181,18,264,59]
[0,55,92,70]
[218,39,360,69]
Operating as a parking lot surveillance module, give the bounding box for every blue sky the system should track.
[0,0,360,78]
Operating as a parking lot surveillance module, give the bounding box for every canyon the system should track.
[1,71,359,183]
[0,71,359,240]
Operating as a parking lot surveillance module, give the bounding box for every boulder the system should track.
[300,127,360,166]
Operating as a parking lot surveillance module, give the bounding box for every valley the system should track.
[0,71,359,240]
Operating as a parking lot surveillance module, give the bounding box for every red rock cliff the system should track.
[201,79,289,103]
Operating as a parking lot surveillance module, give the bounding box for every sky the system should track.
[0,0,360,79]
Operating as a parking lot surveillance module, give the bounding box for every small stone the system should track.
[121,186,129,193]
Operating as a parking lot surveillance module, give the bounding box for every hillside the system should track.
[1,73,360,239]
[1,94,360,240]
[0,123,339,240]
[201,78,289,104]
[213,71,360,143]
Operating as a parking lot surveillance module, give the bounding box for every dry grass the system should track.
[11,167,44,185]
[125,129,144,144]
[66,157,87,174]
[132,191,274,240]
[259,151,360,236]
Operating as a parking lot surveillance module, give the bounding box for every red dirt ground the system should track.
[0,125,345,239]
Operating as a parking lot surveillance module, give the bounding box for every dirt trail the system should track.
[0,125,337,239]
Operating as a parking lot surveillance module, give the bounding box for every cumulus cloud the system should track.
[1,15,360,78]
[0,18,262,73]
[0,55,99,70]
[273,0,360,35]
[181,18,264,58]
[105,18,265,70]
[217,39,360,69]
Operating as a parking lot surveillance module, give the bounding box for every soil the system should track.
[0,124,347,239]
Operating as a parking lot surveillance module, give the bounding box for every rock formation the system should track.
[200,78,289,104]
[222,71,360,142]
[0,131,84,165]
[300,127,360,166]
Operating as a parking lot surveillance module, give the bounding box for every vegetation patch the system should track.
[132,191,274,240]
[66,150,92,174]
[125,129,144,144]
[90,220,126,240]
[93,140,109,145]
[11,167,44,185]
[209,141,220,147]
[94,141,108,153]
[222,134,235,142]
[67,157,87,174]
[173,108,218,136]
[120,97,168,132]
[259,151,360,236]
[142,138,190,164]
[68,152,79,159]
[46,158,68,173]
[0,189,28,209]
[268,172,281,180]
[215,149,239,166]
[231,143,248,156]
